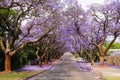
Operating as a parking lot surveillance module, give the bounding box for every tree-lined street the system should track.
[26,53,98,80]
[0,0,120,80]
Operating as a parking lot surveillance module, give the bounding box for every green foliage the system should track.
[11,45,36,70]
[25,46,37,60]
[11,52,28,70]
[0,9,18,17]
[0,50,4,71]
[0,9,9,15]
[0,45,36,71]
[73,53,80,58]
[105,42,120,49]
[0,8,19,37]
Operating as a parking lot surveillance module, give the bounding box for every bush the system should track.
[0,45,36,71]
[73,53,80,58]
[105,42,120,49]
[11,53,24,70]
[0,50,27,71]
[0,50,4,71]
[11,45,36,70]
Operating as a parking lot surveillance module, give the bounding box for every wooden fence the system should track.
[106,56,120,66]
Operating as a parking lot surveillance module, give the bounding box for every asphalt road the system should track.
[26,53,99,80]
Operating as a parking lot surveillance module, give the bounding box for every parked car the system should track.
[76,57,85,63]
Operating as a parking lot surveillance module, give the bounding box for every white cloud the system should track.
[78,0,105,10]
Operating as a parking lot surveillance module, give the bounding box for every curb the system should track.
[24,60,65,80]
[24,66,55,80]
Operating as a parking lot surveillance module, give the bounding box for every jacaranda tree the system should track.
[88,0,120,66]
[0,0,57,72]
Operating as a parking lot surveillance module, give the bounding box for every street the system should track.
[26,53,98,80]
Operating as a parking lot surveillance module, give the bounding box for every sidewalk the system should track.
[91,64,120,80]
[17,59,62,71]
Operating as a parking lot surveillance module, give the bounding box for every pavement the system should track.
[91,64,120,80]
[25,53,99,80]
[25,53,120,80]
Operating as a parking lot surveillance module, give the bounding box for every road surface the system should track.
[26,53,99,80]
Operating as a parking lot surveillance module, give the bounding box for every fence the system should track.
[106,56,120,66]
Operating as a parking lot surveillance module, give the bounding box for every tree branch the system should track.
[104,32,117,55]
[0,37,5,52]
[90,42,99,48]
[11,42,27,56]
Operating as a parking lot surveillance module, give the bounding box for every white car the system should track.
[76,57,85,63]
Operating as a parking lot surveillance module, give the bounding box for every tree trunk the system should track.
[38,60,42,66]
[99,55,104,67]
[5,53,11,72]
[45,56,48,64]
[38,57,43,66]
[91,54,95,66]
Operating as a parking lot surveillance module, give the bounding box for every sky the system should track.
[78,0,106,10]
[61,0,106,11]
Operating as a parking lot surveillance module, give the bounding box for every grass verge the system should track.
[102,75,120,80]
[0,70,42,80]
